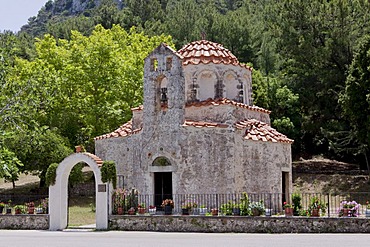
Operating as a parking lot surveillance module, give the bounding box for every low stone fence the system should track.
[109,215,370,233]
[0,215,49,230]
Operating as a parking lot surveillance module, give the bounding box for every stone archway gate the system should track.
[49,153,110,230]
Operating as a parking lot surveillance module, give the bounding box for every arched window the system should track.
[224,72,241,102]
[152,157,171,166]
[155,76,168,110]
[197,71,217,101]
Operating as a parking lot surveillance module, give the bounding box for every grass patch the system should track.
[68,196,96,227]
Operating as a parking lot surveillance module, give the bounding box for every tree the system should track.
[269,0,370,158]
[0,132,23,188]
[7,25,173,150]
[340,35,370,173]
[6,126,72,187]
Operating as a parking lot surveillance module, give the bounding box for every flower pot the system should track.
[6,208,12,214]
[15,208,22,214]
[28,207,35,214]
[35,207,43,214]
[211,208,218,216]
[164,205,172,215]
[138,208,146,214]
[149,208,156,215]
[342,208,350,217]
[182,208,190,215]
[117,207,123,215]
[232,208,240,216]
[311,209,320,217]
[75,146,82,153]
[0,206,4,214]
[192,208,199,215]
[285,207,293,217]
[252,208,261,216]
[265,208,272,216]
[365,209,370,217]
[128,209,135,215]
[199,208,207,216]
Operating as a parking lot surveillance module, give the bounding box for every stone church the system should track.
[95,40,293,207]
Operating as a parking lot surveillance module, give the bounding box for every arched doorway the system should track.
[49,153,109,231]
[152,157,172,207]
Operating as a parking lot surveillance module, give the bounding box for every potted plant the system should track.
[197,205,207,216]
[181,201,196,215]
[292,193,302,216]
[249,201,265,216]
[149,205,156,215]
[239,192,251,216]
[232,204,241,216]
[128,207,136,215]
[283,202,294,217]
[5,200,12,214]
[41,198,49,214]
[211,207,219,216]
[112,188,126,215]
[26,201,35,214]
[220,201,233,216]
[308,197,326,217]
[14,205,24,215]
[366,201,370,217]
[0,202,5,214]
[338,200,360,217]
[161,199,174,215]
[138,203,146,214]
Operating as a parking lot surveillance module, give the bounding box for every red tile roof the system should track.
[235,119,294,144]
[94,120,141,140]
[186,98,271,114]
[131,99,270,114]
[131,105,143,112]
[83,152,103,166]
[95,118,293,144]
[183,120,228,128]
[177,40,251,70]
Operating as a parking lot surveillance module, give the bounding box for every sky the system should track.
[0,0,49,32]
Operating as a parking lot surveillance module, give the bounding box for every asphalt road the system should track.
[1,230,370,247]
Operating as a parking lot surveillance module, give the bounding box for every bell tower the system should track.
[142,44,185,134]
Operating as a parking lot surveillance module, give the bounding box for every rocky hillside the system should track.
[20,0,122,35]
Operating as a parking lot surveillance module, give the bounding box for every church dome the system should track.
[177,40,240,66]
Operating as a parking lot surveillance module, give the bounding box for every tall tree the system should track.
[340,35,370,172]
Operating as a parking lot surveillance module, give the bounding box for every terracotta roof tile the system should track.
[94,120,142,140]
[177,40,251,70]
[235,119,294,144]
[83,152,104,167]
[131,105,143,111]
[183,120,229,128]
[130,99,270,115]
[186,98,271,114]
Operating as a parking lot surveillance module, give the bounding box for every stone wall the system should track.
[109,215,370,233]
[0,215,49,230]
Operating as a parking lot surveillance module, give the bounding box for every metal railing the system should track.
[112,192,370,217]
[0,194,48,215]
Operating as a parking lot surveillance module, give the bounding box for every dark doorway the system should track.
[282,171,290,205]
[154,172,172,207]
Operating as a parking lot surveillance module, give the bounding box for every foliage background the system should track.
[1,0,370,185]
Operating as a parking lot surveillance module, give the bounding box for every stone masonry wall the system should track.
[0,215,49,230]
[109,215,370,233]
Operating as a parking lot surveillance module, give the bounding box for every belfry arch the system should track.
[49,153,109,231]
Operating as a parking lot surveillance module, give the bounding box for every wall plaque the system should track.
[98,184,106,192]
